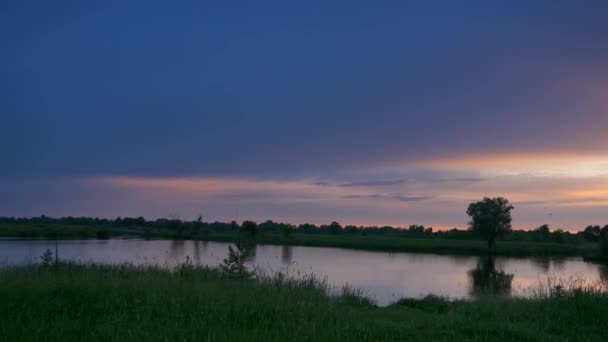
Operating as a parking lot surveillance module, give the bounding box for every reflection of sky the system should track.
[1,240,605,305]
[2,2,608,228]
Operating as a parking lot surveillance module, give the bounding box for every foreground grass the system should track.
[0,223,598,257]
[1,263,608,341]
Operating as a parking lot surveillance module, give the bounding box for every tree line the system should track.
[0,213,605,243]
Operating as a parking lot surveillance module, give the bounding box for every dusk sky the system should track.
[1,1,607,230]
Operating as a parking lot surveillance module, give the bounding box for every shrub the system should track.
[220,242,253,278]
[40,248,54,266]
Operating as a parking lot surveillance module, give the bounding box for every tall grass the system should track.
[1,261,608,341]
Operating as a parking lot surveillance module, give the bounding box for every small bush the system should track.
[40,248,54,266]
[220,242,253,278]
[334,284,376,308]
[394,295,454,313]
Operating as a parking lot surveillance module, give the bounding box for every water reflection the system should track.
[169,240,186,259]
[281,245,293,264]
[530,258,550,272]
[193,241,201,264]
[552,258,566,271]
[0,239,605,305]
[244,243,257,262]
[468,256,514,297]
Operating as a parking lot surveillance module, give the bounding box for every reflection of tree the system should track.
[530,258,550,273]
[193,240,201,264]
[245,244,257,262]
[191,240,209,264]
[551,258,566,272]
[468,256,514,298]
[281,245,292,264]
[169,239,185,259]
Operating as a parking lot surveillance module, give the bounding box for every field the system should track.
[1,263,607,341]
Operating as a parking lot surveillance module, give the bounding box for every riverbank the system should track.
[0,223,598,257]
[1,263,607,341]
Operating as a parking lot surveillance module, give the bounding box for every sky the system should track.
[1,1,608,230]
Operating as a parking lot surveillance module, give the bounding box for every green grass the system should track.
[1,263,607,341]
[255,233,596,257]
[0,223,599,257]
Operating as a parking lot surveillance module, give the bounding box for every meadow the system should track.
[1,262,607,341]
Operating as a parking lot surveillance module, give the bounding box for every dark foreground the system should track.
[1,263,607,341]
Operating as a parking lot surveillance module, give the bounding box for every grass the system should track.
[1,262,608,341]
[0,222,598,258]
[255,233,596,257]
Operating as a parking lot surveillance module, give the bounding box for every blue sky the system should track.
[1,1,608,229]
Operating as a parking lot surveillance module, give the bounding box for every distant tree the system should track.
[168,216,184,237]
[600,235,608,259]
[230,220,239,231]
[241,220,257,236]
[344,225,358,234]
[194,214,206,238]
[408,225,425,234]
[583,225,601,242]
[601,225,608,239]
[534,224,551,240]
[467,197,514,251]
[328,221,343,234]
[297,223,317,234]
[551,229,566,243]
[281,224,293,238]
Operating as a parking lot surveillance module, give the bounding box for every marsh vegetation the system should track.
[1,261,607,341]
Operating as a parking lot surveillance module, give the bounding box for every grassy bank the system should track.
[248,233,596,257]
[0,222,598,257]
[1,263,607,341]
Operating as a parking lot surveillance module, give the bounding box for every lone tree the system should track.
[466,197,514,251]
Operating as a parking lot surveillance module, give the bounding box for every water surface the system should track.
[2,239,606,305]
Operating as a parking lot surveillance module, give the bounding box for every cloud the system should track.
[342,193,432,203]
[337,179,410,187]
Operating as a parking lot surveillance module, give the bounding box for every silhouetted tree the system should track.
[281,224,293,238]
[194,214,207,238]
[601,225,608,239]
[220,242,253,277]
[40,248,54,266]
[241,220,257,236]
[230,220,239,231]
[583,225,601,242]
[168,216,184,237]
[551,229,566,243]
[534,224,551,240]
[328,221,343,234]
[600,235,608,259]
[467,197,514,250]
